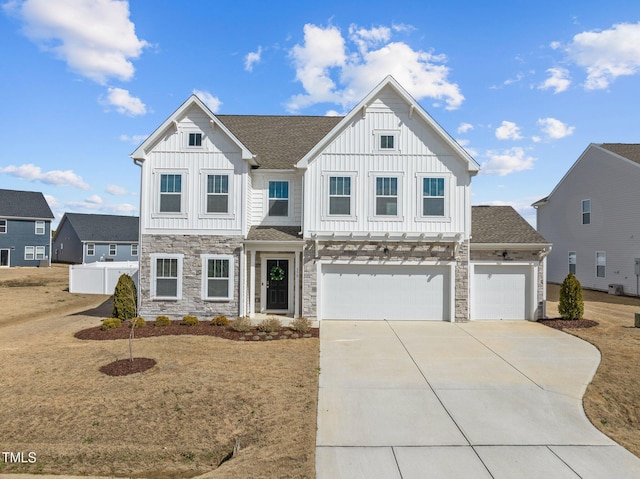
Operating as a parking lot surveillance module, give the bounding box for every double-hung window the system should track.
[131,244,138,256]
[596,252,606,278]
[35,246,45,260]
[568,252,576,275]
[582,199,591,225]
[160,174,182,213]
[24,246,34,261]
[422,178,445,216]
[109,244,117,256]
[0,219,6,233]
[375,177,398,216]
[268,181,289,217]
[35,221,45,235]
[207,174,229,213]
[87,243,95,256]
[153,255,182,299]
[329,176,351,215]
[202,255,234,300]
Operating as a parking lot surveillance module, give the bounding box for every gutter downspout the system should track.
[539,245,553,319]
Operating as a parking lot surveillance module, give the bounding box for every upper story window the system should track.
[87,243,95,256]
[202,254,234,301]
[160,174,182,213]
[131,244,138,256]
[0,219,6,233]
[268,181,289,217]
[207,174,229,213]
[582,199,591,225]
[109,244,117,256]
[188,132,202,147]
[596,251,606,278]
[422,178,445,216]
[569,251,576,275]
[375,177,398,216]
[35,221,45,235]
[329,176,352,215]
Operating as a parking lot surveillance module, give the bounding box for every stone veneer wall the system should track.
[302,240,470,321]
[139,234,243,320]
[469,248,546,319]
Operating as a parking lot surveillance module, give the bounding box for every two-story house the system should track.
[52,213,139,264]
[0,188,54,267]
[132,76,550,321]
[534,143,640,295]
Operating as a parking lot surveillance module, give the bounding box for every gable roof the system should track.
[296,75,480,172]
[217,115,342,169]
[532,143,640,207]
[57,213,139,242]
[471,206,548,244]
[130,95,256,164]
[0,189,54,219]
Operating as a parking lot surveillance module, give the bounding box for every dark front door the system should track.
[266,259,288,310]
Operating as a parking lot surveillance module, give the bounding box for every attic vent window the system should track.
[380,135,394,149]
[188,132,202,147]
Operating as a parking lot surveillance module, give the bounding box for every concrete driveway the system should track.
[316,321,640,478]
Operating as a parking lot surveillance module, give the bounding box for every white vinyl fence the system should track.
[69,261,139,295]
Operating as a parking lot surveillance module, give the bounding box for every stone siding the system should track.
[139,234,243,320]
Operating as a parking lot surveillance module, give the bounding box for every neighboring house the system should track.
[52,213,139,264]
[131,76,550,321]
[534,143,640,295]
[0,189,54,267]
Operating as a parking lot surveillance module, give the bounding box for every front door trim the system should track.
[260,253,295,314]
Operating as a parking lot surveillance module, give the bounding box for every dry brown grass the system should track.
[546,283,640,457]
[0,265,319,478]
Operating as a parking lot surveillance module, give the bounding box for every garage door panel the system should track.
[473,265,530,320]
[321,264,449,320]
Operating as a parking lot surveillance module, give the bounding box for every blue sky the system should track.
[1,1,639,227]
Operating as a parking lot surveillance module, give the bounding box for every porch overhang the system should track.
[308,231,464,243]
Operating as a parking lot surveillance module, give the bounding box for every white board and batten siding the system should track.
[250,171,303,227]
[303,86,472,236]
[140,105,248,235]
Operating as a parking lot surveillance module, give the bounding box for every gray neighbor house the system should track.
[52,213,139,264]
[0,188,54,267]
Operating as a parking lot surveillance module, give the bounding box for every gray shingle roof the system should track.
[0,189,54,219]
[599,143,640,165]
[471,206,548,244]
[246,226,303,242]
[62,213,139,242]
[217,115,343,169]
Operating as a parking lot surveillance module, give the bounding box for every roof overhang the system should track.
[309,231,464,243]
[471,243,552,250]
[0,215,53,221]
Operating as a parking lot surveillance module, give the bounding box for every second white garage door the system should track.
[321,264,450,320]
[472,264,532,320]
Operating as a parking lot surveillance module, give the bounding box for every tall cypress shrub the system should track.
[112,274,137,320]
[558,272,584,320]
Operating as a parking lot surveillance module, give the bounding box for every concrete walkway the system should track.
[316,321,640,478]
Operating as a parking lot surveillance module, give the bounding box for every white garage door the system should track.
[472,264,531,320]
[321,264,449,320]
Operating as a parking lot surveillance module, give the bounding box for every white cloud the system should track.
[6,0,149,84]
[537,117,575,139]
[287,23,464,112]
[0,163,89,189]
[495,121,523,140]
[325,110,343,117]
[44,194,59,209]
[457,122,474,134]
[566,22,640,90]
[102,87,146,116]
[539,67,571,93]
[456,139,478,158]
[119,133,147,144]
[480,147,535,176]
[245,46,262,72]
[66,199,137,214]
[105,184,131,196]
[193,89,222,113]
[85,194,102,204]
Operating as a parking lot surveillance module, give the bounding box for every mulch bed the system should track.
[538,318,599,330]
[75,320,319,342]
[99,358,157,376]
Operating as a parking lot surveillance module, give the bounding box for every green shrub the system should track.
[290,316,312,333]
[559,272,584,320]
[257,316,282,333]
[101,318,122,330]
[155,315,171,327]
[230,316,253,332]
[211,315,229,326]
[112,274,137,321]
[129,317,146,328]
[181,315,199,326]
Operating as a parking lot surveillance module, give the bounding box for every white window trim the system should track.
[87,243,95,256]
[264,179,293,222]
[415,173,452,222]
[374,130,400,152]
[153,169,188,218]
[321,172,357,220]
[596,251,606,278]
[35,220,45,235]
[185,129,205,149]
[35,246,45,260]
[109,244,117,256]
[582,199,591,225]
[199,169,235,219]
[369,172,404,221]
[150,253,184,300]
[569,251,576,275]
[131,244,138,256]
[201,254,235,301]
[0,219,6,234]
[24,246,35,261]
